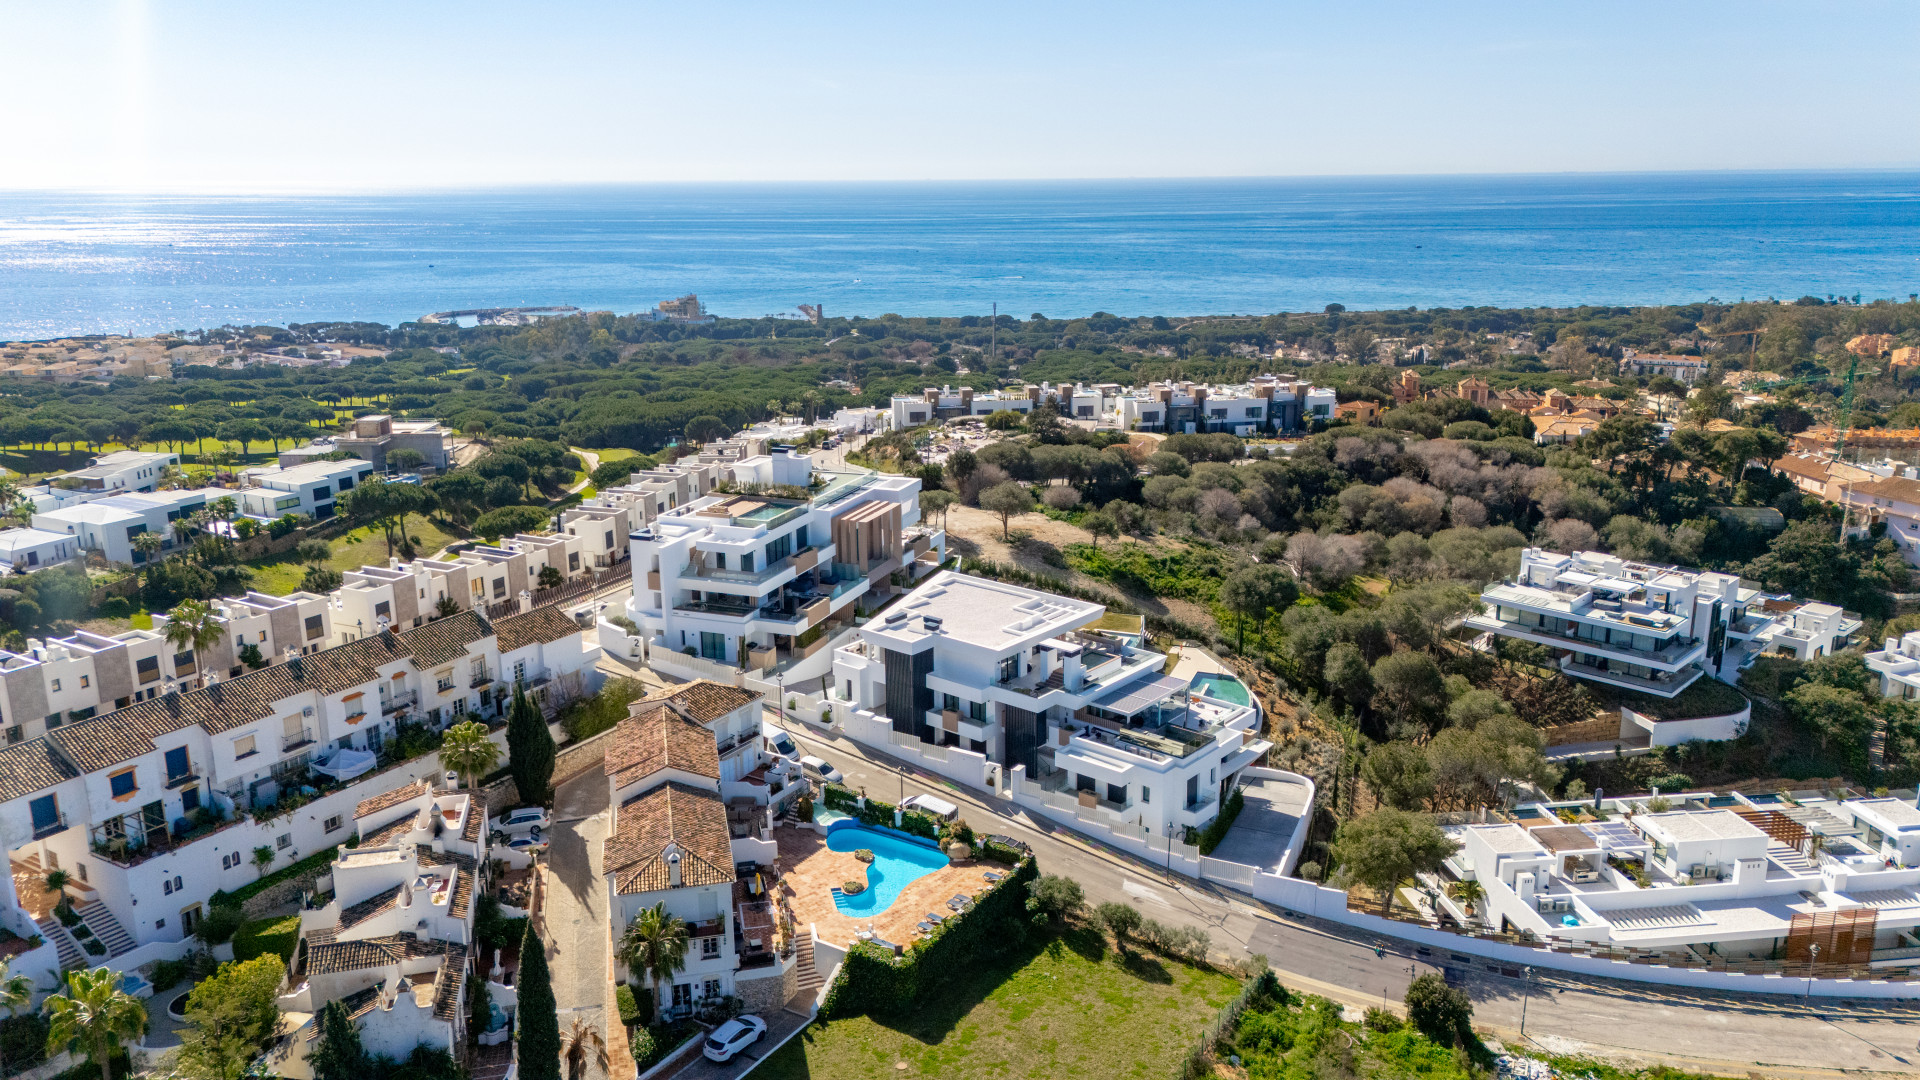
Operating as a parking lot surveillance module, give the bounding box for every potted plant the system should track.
[1447,880,1485,918]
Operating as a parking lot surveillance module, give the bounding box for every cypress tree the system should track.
[506,684,556,806]
[309,999,368,1080]
[516,919,562,1080]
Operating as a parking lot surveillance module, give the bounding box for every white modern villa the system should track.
[1469,548,1861,701]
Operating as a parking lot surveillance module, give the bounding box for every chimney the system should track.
[666,847,683,887]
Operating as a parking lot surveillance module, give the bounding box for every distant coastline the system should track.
[2,171,1917,339]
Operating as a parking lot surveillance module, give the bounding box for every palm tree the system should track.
[1447,879,1485,916]
[42,869,71,918]
[160,598,224,687]
[43,967,147,1080]
[560,1017,608,1080]
[131,531,164,565]
[618,902,688,1023]
[438,721,499,791]
[0,958,33,1018]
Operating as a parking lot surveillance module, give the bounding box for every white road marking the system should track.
[1123,880,1172,908]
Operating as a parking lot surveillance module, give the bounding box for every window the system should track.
[155,918,165,930]
[375,601,391,619]
[703,978,722,1000]
[1108,783,1127,805]
[181,905,201,934]
[702,936,720,958]
[164,878,174,895]
[513,660,526,682]
[969,700,987,722]
[234,733,257,758]
[181,788,200,813]
[164,746,190,781]
[46,713,61,729]
[4,726,19,745]
[49,679,60,692]
[437,670,455,692]
[1142,786,1151,804]
[79,675,89,689]
[136,656,159,683]
[699,632,728,661]
[109,771,136,798]
[492,577,507,599]
[1210,408,1228,419]
[222,852,240,870]
[324,815,343,833]
[276,833,292,850]
[569,552,580,571]
[671,983,693,1009]
[997,655,1019,683]
[942,693,959,712]
[173,650,195,672]
[603,531,614,548]
[305,615,323,640]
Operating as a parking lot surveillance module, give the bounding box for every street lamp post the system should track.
[1806,942,1820,1000]
[1519,966,1533,1036]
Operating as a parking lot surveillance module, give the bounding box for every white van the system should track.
[762,723,798,760]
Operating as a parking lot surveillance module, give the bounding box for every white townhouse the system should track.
[1112,376,1336,435]
[0,528,78,573]
[625,452,940,671]
[1840,475,1920,568]
[1622,352,1710,384]
[22,451,179,513]
[0,629,176,744]
[32,488,224,566]
[602,692,798,1018]
[237,459,377,522]
[1468,548,1860,702]
[271,782,485,1076]
[332,537,606,642]
[1444,801,1920,965]
[830,571,1269,842]
[0,606,597,993]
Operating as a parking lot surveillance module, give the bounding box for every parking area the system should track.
[1209,775,1312,873]
[664,1007,813,1080]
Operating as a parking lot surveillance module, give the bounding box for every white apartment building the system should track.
[274,782,484,1075]
[830,571,1268,842]
[281,415,453,473]
[0,606,597,996]
[1444,796,1920,964]
[1622,352,1710,384]
[0,528,77,573]
[155,590,335,677]
[602,685,797,1017]
[237,459,377,521]
[559,505,636,569]
[23,451,179,513]
[0,629,175,743]
[1112,376,1336,435]
[626,453,939,671]
[333,541,559,643]
[889,385,1062,429]
[32,488,224,566]
[1468,548,1860,701]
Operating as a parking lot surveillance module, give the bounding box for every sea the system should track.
[2,172,1919,340]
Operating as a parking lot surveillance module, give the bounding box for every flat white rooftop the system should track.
[869,571,1100,650]
[1637,809,1766,843]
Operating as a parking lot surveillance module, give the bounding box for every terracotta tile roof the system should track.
[339,884,403,932]
[357,779,431,820]
[449,870,473,921]
[1851,476,1920,506]
[359,813,421,850]
[638,679,761,724]
[306,933,448,975]
[432,943,468,1021]
[1773,454,1833,483]
[415,845,478,873]
[606,704,721,788]
[0,738,78,803]
[603,780,735,895]
[400,611,491,668]
[462,798,485,844]
[493,606,580,653]
[306,986,381,1040]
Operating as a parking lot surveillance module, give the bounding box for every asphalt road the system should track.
[547,766,616,1080]
[770,710,1920,1078]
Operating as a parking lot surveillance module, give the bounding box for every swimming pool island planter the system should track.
[819,852,1038,1020]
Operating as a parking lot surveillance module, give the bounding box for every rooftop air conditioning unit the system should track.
[302,706,315,718]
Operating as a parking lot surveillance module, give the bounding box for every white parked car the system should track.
[495,807,550,836]
[702,1015,768,1062]
[798,755,843,785]
[505,834,548,854]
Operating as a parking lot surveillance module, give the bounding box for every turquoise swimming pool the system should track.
[1190,672,1252,707]
[827,823,949,916]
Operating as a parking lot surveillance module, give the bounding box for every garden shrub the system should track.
[615,984,640,1027]
[1196,787,1245,856]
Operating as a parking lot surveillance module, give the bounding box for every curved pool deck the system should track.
[827,821,950,916]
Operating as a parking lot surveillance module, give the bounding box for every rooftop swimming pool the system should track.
[1189,672,1251,708]
[828,823,949,916]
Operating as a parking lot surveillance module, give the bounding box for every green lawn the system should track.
[246,513,462,595]
[756,926,1239,1080]
[233,915,300,963]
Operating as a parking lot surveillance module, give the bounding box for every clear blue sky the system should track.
[4,0,1917,191]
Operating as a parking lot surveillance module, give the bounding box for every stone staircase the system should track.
[34,915,83,971]
[788,935,824,1015]
[76,901,136,958]
[1870,715,1889,771]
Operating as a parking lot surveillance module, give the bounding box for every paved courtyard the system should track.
[773,823,1001,949]
[1209,775,1311,872]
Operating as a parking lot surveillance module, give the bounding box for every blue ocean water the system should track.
[2,172,1918,339]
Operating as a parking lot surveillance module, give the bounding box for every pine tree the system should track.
[507,684,556,806]
[516,919,561,1080]
[309,999,368,1080]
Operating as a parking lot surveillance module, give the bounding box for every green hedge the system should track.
[820,853,1039,1019]
[212,845,341,909]
[822,784,943,839]
[1196,788,1245,857]
[233,915,300,964]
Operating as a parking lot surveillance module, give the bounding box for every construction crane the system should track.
[1701,324,1766,368]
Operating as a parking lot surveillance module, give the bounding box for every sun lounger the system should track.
[924,911,944,924]
[982,870,1004,882]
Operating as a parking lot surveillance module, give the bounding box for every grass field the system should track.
[756,926,1240,1080]
[246,513,461,595]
